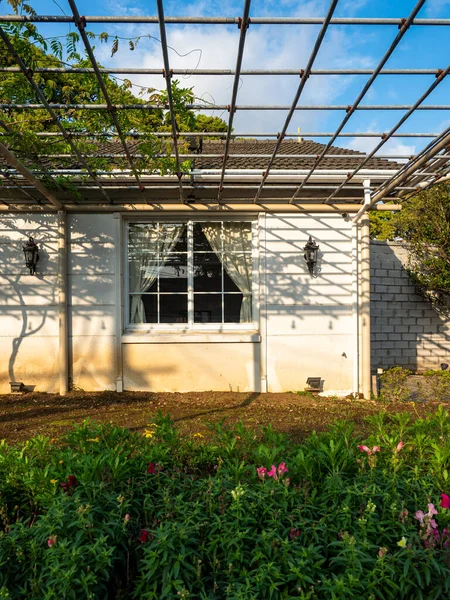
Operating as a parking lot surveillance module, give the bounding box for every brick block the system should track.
[381,326,395,333]
[402,318,416,326]
[402,349,417,357]
[375,269,388,277]
[402,334,416,341]
[397,342,410,349]
[375,285,389,293]
[410,325,424,333]
[394,326,409,334]
[417,318,431,325]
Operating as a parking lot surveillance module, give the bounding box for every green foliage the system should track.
[380,367,412,403]
[2,412,450,597]
[419,370,450,403]
[0,2,228,188]
[370,184,450,306]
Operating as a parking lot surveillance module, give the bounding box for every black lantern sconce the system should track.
[303,235,319,277]
[23,236,39,275]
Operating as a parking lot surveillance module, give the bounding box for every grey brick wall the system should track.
[370,241,450,372]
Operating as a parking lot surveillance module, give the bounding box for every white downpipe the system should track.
[352,221,359,396]
[58,210,69,395]
[361,180,371,399]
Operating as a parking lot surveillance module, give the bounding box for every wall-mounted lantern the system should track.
[23,236,39,275]
[303,235,319,276]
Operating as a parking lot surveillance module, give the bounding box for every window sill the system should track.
[121,331,261,344]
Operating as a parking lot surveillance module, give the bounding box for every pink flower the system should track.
[47,535,57,548]
[357,445,380,456]
[267,465,278,479]
[415,510,425,524]
[429,519,438,530]
[289,528,300,539]
[278,462,288,476]
[440,494,450,509]
[256,467,267,480]
[378,547,388,558]
[396,441,405,452]
[124,514,130,522]
[428,503,438,516]
[283,477,291,487]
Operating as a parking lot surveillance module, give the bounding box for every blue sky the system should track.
[1,0,450,158]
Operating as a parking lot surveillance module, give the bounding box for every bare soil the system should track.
[0,390,443,444]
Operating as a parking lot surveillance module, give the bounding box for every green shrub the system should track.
[1,412,450,598]
[380,367,412,402]
[419,370,450,403]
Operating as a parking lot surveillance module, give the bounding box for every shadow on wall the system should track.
[0,214,115,390]
[370,241,450,373]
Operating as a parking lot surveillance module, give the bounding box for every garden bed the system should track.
[2,411,450,598]
[0,389,443,443]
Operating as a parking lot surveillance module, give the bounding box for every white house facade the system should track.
[0,140,404,397]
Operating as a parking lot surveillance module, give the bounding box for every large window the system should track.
[126,220,256,329]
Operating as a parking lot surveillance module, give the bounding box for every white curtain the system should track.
[202,223,252,323]
[129,224,184,323]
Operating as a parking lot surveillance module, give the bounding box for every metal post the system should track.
[58,210,69,395]
[360,180,371,399]
[352,222,360,397]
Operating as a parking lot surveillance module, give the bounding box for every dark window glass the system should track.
[159,254,188,292]
[194,252,222,292]
[193,222,217,252]
[160,294,188,323]
[224,294,252,323]
[194,294,222,323]
[138,294,157,323]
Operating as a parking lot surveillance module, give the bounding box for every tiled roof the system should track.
[192,139,403,170]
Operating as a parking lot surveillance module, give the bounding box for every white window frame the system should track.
[123,215,259,333]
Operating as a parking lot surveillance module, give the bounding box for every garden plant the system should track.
[1,410,450,598]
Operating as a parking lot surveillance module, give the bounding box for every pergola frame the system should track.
[0,0,449,214]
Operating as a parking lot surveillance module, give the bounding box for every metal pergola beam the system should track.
[288,0,426,204]
[156,0,184,202]
[1,15,449,25]
[2,103,448,111]
[0,67,445,76]
[217,0,251,201]
[253,0,339,203]
[0,27,113,204]
[325,63,450,202]
[0,131,440,138]
[68,0,143,190]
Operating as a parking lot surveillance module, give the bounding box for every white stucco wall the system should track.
[0,213,117,393]
[262,214,354,393]
[0,212,355,394]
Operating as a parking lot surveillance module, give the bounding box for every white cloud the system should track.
[425,0,450,16]
[93,10,375,135]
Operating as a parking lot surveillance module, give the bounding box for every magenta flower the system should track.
[372,446,380,453]
[277,462,288,476]
[267,465,278,479]
[256,467,267,480]
[47,535,57,548]
[396,441,405,452]
[440,494,450,509]
[289,527,300,539]
[139,530,149,543]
